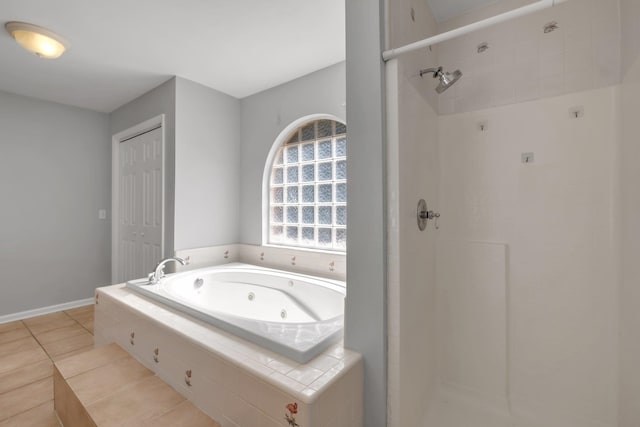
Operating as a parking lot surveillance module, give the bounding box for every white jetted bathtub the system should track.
[126,262,345,363]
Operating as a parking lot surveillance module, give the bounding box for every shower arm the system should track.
[382,0,568,62]
[419,67,442,78]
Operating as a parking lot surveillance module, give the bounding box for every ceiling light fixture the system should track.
[5,21,69,59]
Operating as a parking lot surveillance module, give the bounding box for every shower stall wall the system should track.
[386,56,440,427]
[433,87,620,427]
[386,0,623,426]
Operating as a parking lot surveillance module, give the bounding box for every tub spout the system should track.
[148,257,186,284]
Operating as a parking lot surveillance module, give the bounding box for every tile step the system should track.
[53,343,220,427]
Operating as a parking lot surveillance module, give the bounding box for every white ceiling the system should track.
[0,0,345,112]
[427,0,504,22]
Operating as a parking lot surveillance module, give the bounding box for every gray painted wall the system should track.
[111,77,241,253]
[345,1,387,426]
[175,77,241,249]
[0,90,111,315]
[110,78,177,260]
[239,62,346,245]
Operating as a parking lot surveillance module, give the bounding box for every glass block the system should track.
[302,164,314,182]
[336,160,346,180]
[271,226,283,241]
[302,143,315,161]
[271,187,283,203]
[302,206,314,224]
[318,228,332,246]
[287,186,298,203]
[335,138,346,157]
[318,162,332,181]
[286,146,298,163]
[302,227,314,243]
[286,206,298,223]
[286,166,298,183]
[318,140,332,159]
[272,168,283,185]
[286,226,299,241]
[336,206,346,225]
[302,185,315,203]
[335,122,346,135]
[318,206,332,224]
[302,123,315,141]
[318,184,332,202]
[336,183,346,202]
[272,207,283,223]
[318,120,333,137]
[287,131,299,144]
[274,150,284,165]
[336,229,346,249]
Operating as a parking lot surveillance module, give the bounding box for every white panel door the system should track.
[118,127,163,282]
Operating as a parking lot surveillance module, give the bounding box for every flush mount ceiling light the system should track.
[5,21,69,59]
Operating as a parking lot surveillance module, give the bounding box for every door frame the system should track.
[111,114,166,284]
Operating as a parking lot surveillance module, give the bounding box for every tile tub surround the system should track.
[175,243,346,281]
[95,284,363,427]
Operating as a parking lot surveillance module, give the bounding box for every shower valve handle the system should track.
[417,199,440,231]
[419,210,440,220]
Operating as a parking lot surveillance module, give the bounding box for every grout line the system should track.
[23,310,95,362]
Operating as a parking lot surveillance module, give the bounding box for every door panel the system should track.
[117,126,163,283]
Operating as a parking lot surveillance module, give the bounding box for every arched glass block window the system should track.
[268,119,346,251]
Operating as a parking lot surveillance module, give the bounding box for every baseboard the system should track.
[0,297,95,324]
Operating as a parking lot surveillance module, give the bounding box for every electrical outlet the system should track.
[99,209,107,220]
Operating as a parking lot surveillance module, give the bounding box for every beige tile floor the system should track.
[0,305,94,426]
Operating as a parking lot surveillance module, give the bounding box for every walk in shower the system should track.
[385,0,634,425]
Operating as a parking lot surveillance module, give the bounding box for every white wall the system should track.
[175,77,241,249]
[110,78,177,259]
[619,0,640,425]
[435,0,621,114]
[0,90,111,315]
[238,62,346,245]
[436,87,619,427]
[386,0,440,425]
[386,58,440,426]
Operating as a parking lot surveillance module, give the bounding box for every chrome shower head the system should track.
[419,66,463,94]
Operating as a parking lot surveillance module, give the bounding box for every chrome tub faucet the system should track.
[148,257,186,284]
